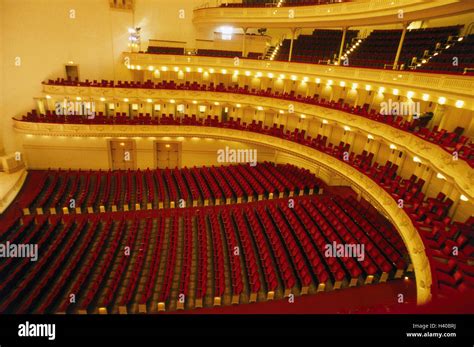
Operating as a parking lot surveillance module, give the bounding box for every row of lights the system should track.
[417,36,464,67]
[127,64,460,105]
[341,39,362,62]
[132,64,464,104]
[47,86,465,108]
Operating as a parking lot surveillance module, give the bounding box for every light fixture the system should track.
[343,125,351,131]
[214,102,220,106]
[389,144,397,150]
[327,80,333,86]
[148,66,154,71]
[147,98,153,103]
[221,69,227,74]
[460,194,469,202]
[76,97,82,101]
[413,156,422,163]
[123,98,129,102]
[455,100,464,108]
[209,68,214,73]
[257,106,263,111]
[300,114,306,119]
[267,73,274,78]
[438,97,446,105]
[436,173,446,180]
[339,81,345,87]
[407,91,414,99]
[378,87,385,93]
[197,67,203,73]
[236,103,241,108]
[220,26,233,40]
[322,119,329,124]
[367,134,374,140]
[185,67,191,72]
[393,89,399,95]
[192,100,197,104]
[170,99,175,104]
[365,85,371,91]
[245,71,251,76]
[351,83,358,90]
[315,78,321,84]
[100,97,106,102]
[45,95,51,99]
[422,94,429,101]
[161,66,168,71]
[165,144,171,148]
[291,75,297,81]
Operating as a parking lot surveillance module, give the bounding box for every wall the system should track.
[19,134,275,170]
[1,0,204,154]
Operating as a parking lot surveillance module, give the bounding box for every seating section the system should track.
[417,34,474,74]
[5,109,474,310]
[13,163,323,214]
[147,46,184,55]
[0,192,414,314]
[276,29,358,63]
[30,79,474,167]
[141,25,467,74]
[221,0,347,7]
[349,26,461,69]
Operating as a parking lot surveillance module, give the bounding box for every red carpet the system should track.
[167,279,417,314]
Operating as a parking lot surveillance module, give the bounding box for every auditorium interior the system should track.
[0,0,473,316]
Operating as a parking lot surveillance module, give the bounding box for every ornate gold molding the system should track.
[193,0,474,29]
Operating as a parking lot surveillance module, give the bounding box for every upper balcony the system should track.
[193,0,474,28]
[123,52,474,104]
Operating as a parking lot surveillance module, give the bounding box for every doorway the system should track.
[109,140,136,170]
[155,142,181,169]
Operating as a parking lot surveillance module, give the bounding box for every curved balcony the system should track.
[34,84,474,200]
[123,52,474,103]
[193,0,474,28]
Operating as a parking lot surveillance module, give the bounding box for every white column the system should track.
[337,27,348,65]
[393,23,408,70]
